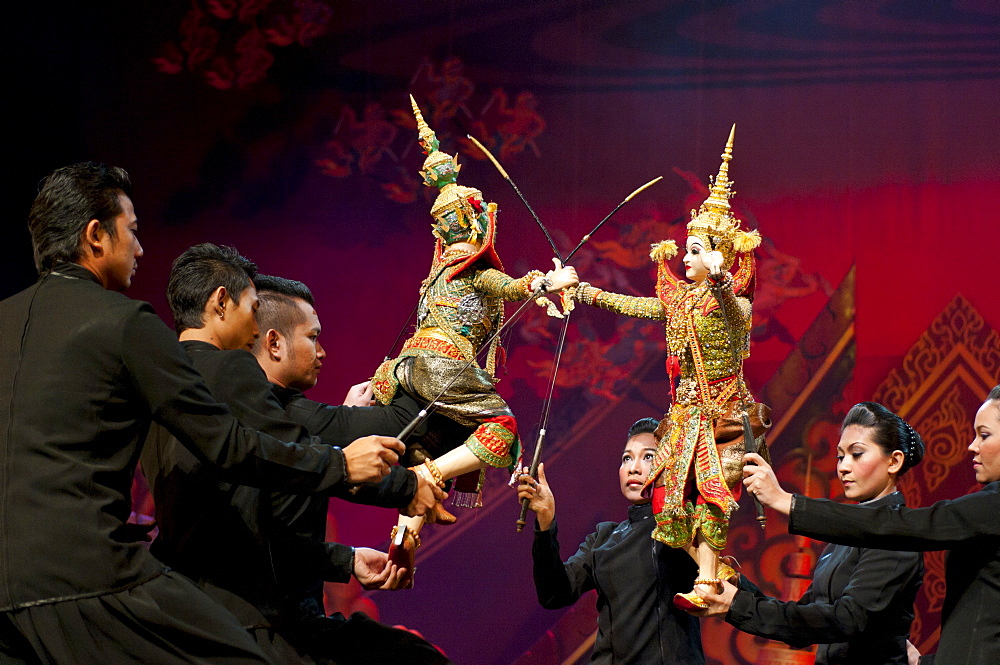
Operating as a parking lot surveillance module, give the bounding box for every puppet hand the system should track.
[546,258,579,292]
[704,250,724,276]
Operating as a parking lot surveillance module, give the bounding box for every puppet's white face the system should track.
[683,236,710,283]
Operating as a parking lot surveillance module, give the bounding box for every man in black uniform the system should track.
[0,162,403,664]
[252,274,458,663]
[142,248,449,664]
[516,418,705,664]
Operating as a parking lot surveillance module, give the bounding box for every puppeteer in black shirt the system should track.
[0,264,343,612]
[727,491,922,665]
[532,502,704,664]
[143,341,419,622]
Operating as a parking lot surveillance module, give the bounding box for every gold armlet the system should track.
[572,281,600,306]
[523,269,545,296]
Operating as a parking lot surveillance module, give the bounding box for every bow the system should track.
[465,134,571,531]
[467,134,661,531]
[466,135,563,264]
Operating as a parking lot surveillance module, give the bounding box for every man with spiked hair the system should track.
[251,274,452,664]
[142,244,446,664]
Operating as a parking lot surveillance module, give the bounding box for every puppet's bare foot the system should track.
[388,525,421,589]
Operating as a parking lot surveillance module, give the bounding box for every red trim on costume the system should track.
[486,413,518,438]
[401,336,464,360]
[666,355,681,401]
[655,257,684,302]
[732,252,756,299]
[653,484,666,514]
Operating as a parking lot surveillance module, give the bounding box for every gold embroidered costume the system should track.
[372,252,541,480]
[572,125,763,550]
[371,97,543,505]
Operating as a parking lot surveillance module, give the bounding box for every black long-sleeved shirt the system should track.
[143,341,426,619]
[268,383,421,622]
[0,264,342,611]
[532,502,704,664]
[268,383,420,537]
[143,342,420,619]
[728,492,922,664]
[790,482,1000,665]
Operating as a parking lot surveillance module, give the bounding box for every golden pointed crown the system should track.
[410,95,461,188]
[410,94,438,154]
[411,94,489,244]
[686,124,761,268]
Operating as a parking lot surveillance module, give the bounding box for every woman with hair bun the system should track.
[743,386,1000,665]
[740,387,1000,664]
[693,402,925,665]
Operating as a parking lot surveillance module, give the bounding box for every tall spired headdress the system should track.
[650,124,761,270]
[410,95,503,274]
[685,124,761,267]
[411,95,490,246]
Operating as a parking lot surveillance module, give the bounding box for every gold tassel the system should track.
[733,229,761,253]
[649,239,679,263]
[536,296,564,319]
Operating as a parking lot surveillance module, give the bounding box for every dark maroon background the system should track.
[6,2,1000,663]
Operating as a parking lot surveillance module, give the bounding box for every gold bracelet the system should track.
[573,282,600,306]
[390,525,422,549]
[421,459,446,489]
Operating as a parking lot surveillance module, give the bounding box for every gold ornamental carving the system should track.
[872,294,1000,656]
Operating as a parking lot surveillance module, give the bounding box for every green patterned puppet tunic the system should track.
[373,247,542,504]
[573,253,755,550]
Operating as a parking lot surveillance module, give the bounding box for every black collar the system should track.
[48,262,102,286]
[270,384,303,405]
[180,340,222,353]
[859,490,905,508]
[627,502,653,523]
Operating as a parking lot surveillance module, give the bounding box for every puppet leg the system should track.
[672,499,737,610]
[388,515,426,590]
